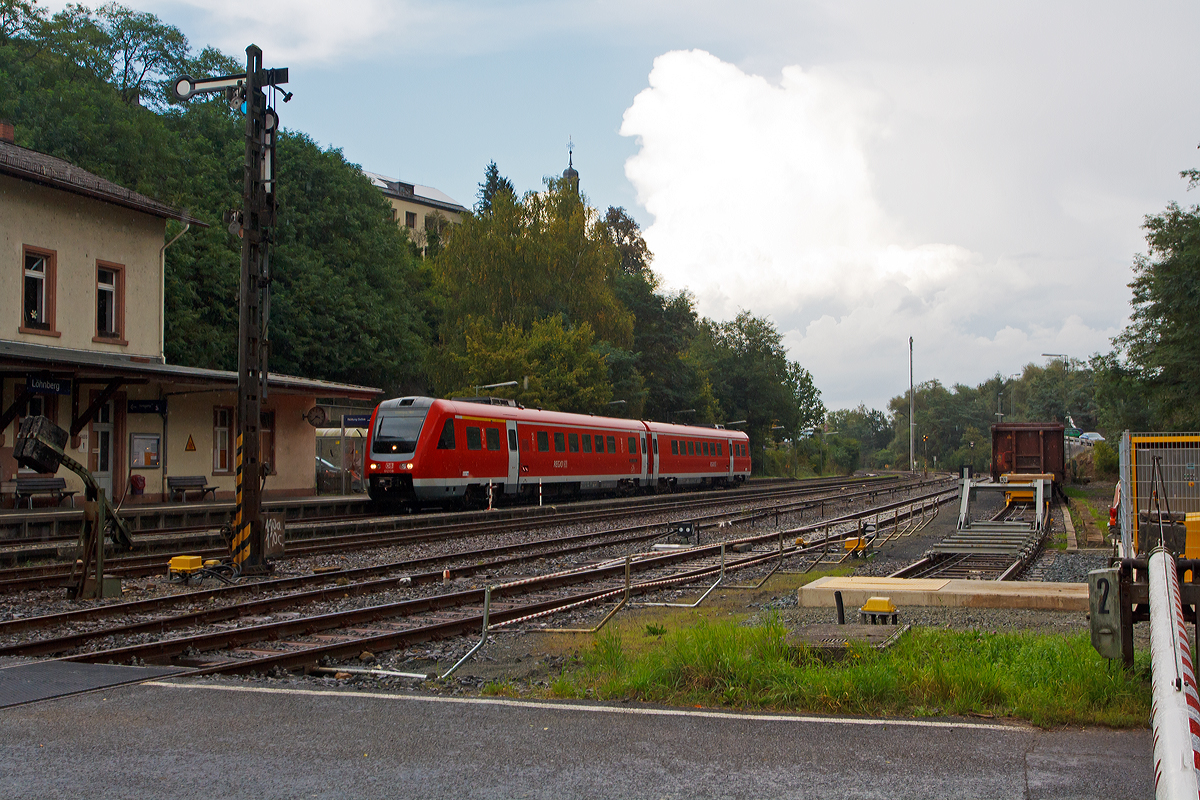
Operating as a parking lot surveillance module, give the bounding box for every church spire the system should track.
[562,136,579,192]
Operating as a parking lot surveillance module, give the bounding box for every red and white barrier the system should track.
[1149,547,1200,798]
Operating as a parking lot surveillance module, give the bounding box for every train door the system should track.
[650,433,660,483]
[727,438,734,479]
[640,434,649,482]
[505,420,519,493]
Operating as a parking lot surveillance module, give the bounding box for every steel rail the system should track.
[51,486,958,674]
[0,475,941,593]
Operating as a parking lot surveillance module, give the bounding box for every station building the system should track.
[362,170,468,255]
[0,122,378,504]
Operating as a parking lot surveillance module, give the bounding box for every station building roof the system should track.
[0,136,207,227]
[0,339,380,400]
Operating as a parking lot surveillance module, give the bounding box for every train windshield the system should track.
[371,408,429,454]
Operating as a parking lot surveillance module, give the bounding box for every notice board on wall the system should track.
[130,433,160,468]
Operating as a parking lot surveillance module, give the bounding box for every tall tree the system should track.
[603,206,652,276]
[1116,191,1200,429]
[475,160,514,214]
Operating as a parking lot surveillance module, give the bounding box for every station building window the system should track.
[20,247,57,335]
[95,262,125,343]
[405,211,416,228]
[213,407,232,473]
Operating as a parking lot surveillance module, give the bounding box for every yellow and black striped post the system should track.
[231,433,250,569]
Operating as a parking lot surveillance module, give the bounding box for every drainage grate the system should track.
[0,660,188,709]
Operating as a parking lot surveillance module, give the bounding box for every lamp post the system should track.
[1008,373,1020,419]
[996,392,1004,423]
[474,380,518,396]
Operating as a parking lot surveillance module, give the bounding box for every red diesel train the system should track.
[366,396,752,507]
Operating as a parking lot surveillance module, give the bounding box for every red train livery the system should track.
[366,397,751,507]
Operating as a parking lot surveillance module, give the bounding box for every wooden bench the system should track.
[10,476,77,508]
[167,475,217,502]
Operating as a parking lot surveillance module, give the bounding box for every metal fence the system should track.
[1119,432,1200,555]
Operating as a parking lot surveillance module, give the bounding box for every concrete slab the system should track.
[799,576,1089,611]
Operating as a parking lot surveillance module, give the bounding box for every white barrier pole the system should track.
[1149,547,1200,798]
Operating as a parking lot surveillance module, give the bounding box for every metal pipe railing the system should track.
[1148,547,1200,797]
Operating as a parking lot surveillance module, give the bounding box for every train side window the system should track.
[701,442,708,456]
[537,431,549,452]
[581,433,592,453]
[652,438,657,454]
[568,433,579,452]
[466,426,482,451]
[687,441,694,456]
[486,428,501,451]
[717,443,723,456]
[508,429,518,451]
[594,434,605,453]
[554,432,565,452]
[607,435,617,453]
[436,419,456,450]
[671,440,679,455]
[628,436,637,455]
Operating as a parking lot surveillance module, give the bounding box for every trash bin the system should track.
[130,474,146,495]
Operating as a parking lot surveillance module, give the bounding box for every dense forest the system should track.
[0,1,825,468]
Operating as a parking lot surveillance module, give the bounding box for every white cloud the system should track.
[621,50,1122,411]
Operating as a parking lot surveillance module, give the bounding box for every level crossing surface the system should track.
[0,676,1151,799]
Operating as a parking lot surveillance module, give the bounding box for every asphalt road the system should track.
[0,677,1151,799]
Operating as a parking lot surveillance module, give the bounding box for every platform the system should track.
[0,493,373,560]
[0,660,189,709]
[799,576,1089,611]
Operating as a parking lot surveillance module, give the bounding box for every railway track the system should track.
[0,475,851,555]
[888,497,1055,581]
[0,483,959,675]
[0,474,930,593]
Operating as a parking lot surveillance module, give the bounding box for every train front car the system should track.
[365,397,441,506]
[647,421,751,490]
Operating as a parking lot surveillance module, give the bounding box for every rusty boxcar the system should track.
[990,422,1066,485]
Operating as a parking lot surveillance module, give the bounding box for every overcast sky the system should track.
[45,1,1200,411]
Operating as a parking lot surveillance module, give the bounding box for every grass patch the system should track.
[549,616,1150,728]
[481,679,521,698]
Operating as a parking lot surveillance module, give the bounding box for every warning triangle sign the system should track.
[185,435,196,452]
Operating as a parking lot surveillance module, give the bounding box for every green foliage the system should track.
[1115,195,1200,429]
[434,316,611,412]
[474,159,514,214]
[570,620,1150,728]
[433,175,634,385]
[693,311,825,467]
[1,6,429,393]
[1093,440,1119,477]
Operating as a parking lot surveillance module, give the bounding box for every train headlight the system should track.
[370,463,378,470]
[406,462,414,469]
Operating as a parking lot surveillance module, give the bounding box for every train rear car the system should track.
[990,422,1065,502]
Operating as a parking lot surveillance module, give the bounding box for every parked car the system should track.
[317,456,362,494]
[1080,432,1105,442]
